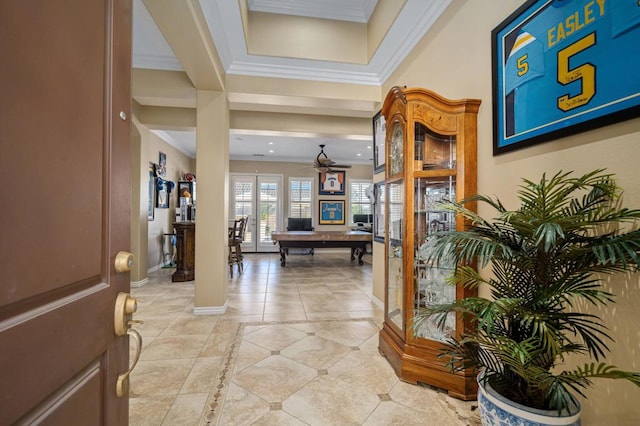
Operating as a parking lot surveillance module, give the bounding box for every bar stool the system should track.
[228,217,247,277]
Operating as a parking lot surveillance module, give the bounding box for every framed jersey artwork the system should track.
[319,170,345,195]
[319,200,345,225]
[492,0,640,154]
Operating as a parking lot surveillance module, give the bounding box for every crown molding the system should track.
[137,0,452,86]
[133,54,183,71]
[247,0,378,23]
[200,0,451,86]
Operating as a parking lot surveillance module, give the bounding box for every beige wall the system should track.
[146,131,196,271]
[247,12,366,64]
[383,1,640,422]
[129,122,146,285]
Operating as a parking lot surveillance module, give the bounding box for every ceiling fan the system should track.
[313,144,352,173]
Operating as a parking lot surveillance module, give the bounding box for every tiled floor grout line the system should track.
[204,317,382,425]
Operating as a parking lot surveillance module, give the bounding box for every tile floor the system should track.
[129,252,479,425]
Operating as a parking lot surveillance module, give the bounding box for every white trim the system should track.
[247,0,376,23]
[130,278,149,288]
[193,300,228,315]
[132,54,183,71]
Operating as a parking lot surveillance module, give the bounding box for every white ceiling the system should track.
[133,0,452,164]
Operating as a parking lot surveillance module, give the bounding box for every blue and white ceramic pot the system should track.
[477,374,581,426]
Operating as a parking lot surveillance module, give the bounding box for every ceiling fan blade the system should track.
[313,144,351,171]
[319,159,335,166]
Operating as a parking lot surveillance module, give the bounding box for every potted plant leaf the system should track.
[415,170,640,425]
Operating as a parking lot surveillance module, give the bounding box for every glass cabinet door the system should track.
[413,176,457,342]
[414,123,455,171]
[386,180,404,329]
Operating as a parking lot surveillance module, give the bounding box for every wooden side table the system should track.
[172,222,195,282]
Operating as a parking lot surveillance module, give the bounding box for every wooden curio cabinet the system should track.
[378,86,481,400]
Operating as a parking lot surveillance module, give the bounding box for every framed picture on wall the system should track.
[158,151,167,177]
[156,179,169,208]
[492,0,640,154]
[319,200,345,225]
[318,170,345,195]
[373,110,386,174]
[373,182,385,243]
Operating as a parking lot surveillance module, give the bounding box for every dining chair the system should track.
[228,216,247,277]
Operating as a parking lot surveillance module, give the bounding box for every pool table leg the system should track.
[279,246,287,266]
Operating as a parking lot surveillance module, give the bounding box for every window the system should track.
[350,180,373,223]
[289,177,313,218]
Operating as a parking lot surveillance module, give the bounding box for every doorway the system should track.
[230,174,282,252]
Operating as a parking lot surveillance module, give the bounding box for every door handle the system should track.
[116,328,142,397]
[114,292,143,397]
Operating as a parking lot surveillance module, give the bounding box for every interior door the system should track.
[0,1,133,424]
[230,174,282,252]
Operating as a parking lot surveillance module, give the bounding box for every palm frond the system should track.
[421,170,640,412]
[541,363,640,411]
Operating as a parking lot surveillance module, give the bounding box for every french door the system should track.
[230,174,282,252]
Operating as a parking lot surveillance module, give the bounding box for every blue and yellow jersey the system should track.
[499,0,640,143]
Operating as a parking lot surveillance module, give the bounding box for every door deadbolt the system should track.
[115,251,134,273]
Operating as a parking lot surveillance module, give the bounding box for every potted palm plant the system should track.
[416,170,640,425]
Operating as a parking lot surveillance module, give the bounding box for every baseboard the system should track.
[193,300,228,316]
[147,264,162,274]
[130,278,149,288]
[371,295,384,310]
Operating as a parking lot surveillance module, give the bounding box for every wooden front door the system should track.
[0,0,133,424]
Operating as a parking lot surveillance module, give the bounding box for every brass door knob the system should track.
[114,292,141,336]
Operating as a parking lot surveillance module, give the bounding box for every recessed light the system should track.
[367,145,372,149]
[268,141,274,145]
[357,153,362,156]
[269,149,274,153]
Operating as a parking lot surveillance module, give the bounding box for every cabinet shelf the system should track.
[378,86,481,401]
[413,169,457,178]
